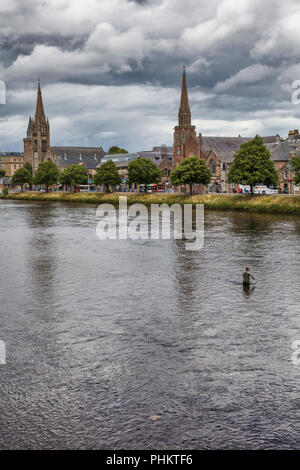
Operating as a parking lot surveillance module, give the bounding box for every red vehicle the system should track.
[139,183,165,193]
[147,183,165,193]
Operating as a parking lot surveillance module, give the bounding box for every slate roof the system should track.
[52,146,104,169]
[0,152,24,157]
[202,136,278,163]
[138,151,173,162]
[152,146,173,154]
[202,137,253,163]
[266,141,300,161]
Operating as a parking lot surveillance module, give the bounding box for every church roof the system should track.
[202,136,279,163]
[202,137,253,162]
[53,146,104,169]
[52,146,104,156]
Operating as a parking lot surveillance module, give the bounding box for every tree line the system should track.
[8,136,300,193]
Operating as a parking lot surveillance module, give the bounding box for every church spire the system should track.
[178,65,191,126]
[35,80,45,122]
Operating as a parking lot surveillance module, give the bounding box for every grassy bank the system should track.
[3,191,300,215]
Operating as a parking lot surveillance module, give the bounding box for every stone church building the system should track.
[173,67,300,193]
[24,82,104,175]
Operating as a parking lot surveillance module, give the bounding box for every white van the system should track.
[253,185,272,195]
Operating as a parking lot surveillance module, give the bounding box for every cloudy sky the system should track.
[1,0,300,152]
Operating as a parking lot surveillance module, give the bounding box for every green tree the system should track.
[0,170,6,177]
[170,156,211,194]
[24,162,33,175]
[12,167,32,190]
[128,158,162,192]
[290,154,300,185]
[0,187,9,198]
[94,160,121,192]
[108,146,129,154]
[228,135,278,194]
[60,164,88,190]
[34,161,59,191]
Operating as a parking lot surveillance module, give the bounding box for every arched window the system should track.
[209,159,216,174]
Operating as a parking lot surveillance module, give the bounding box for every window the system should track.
[210,159,216,174]
[222,163,226,171]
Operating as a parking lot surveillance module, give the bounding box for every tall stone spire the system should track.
[173,66,199,167]
[178,65,191,126]
[23,80,52,173]
[35,80,46,123]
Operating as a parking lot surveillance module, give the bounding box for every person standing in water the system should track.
[243,267,255,287]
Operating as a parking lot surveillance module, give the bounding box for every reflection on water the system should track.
[243,285,256,297]
[0,200,300,449]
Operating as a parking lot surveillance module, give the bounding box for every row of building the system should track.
[1,70,300,193]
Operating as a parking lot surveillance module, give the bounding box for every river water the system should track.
[0,200,300,449]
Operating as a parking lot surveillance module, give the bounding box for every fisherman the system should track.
[243,267,255,287]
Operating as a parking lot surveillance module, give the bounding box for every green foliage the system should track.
[128,158,162,191]
[291,155,300,185]
[60,164,88,188]
[0,169,6,177]
[228,135,278,191]
[94,160,121,191]
[108,146,128,154]
[12,167,32,187]
[24,162,33,175]
[34,160,59,190]
[0,186,9,198]
[170,156,211,193]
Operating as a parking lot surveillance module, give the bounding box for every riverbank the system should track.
[3,191,300,214]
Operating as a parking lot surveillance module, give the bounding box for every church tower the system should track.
[173,66,200,167]
[23,81,52,173]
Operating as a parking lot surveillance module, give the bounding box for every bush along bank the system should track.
[3,191,300,215]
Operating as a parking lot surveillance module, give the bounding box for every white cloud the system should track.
[251,7,300,59]
[1,0,300,150]
[215,64,274,92]
[187,58,211,74]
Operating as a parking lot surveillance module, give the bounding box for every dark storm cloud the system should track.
[1,0,300,151]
